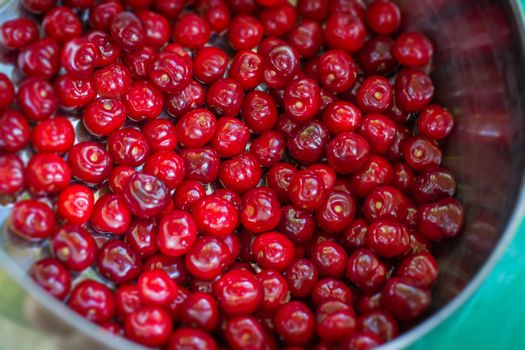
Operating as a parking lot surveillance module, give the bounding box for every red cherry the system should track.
[50,225,97,272]
[229,50,263,90]
[289,120,330,165]
[219,153,262,194]
[176,108,217,148]
[315,300,357,342]
[326,132,370,174]
[185,236,231,280]
[173,180,207,211]
[257,270,289,311]
[193,47,229,85]
[366,0,401,35]
[31,116,75,153]
[381,277,431,321]
[157,210,198,257]
[54,74,96,109]
[312,278,353,306]
[279,205,315,245]
[110,11,145,53]
[0,110,30,153]
[93,63,132,98]
[358,311,399,342]
[17,78,58,121]
[366,220,411,258]
[283,258,318,298]
[149,53,193,94]
[138,269,178,306]
[180,147,221,184]
[168,328,218,350]
[124,306,172,347]
[253,232,295,271]
[137,10,170,47]
[339,332,384,350]
[275,301,315,345]
[317,50,358,93]
[108,127,150,167]
[60,38,98,77]
[193,196,239,237]
[30,258,71,300]
[346,248,387,292]
[18,38,60,78]
[68,141,113,184]
[393,32,434,67]
[325,13,366,53]
[97,239,142,284]
[397,252,439,287]
[180,292,219,331]
[123,80,164,121]
[89,1,124,31]
[417,198,464,240]
[166,80,206,117]
[143,119,178,152]
[241,187,281,233]
[206,78,244,118]
[173,13,211,49]
[417,104,454,140]
[311,241,348,278]
[91,194,132,235]
[358,36,398,76]
[262,44,300,89]
[25,153,71,195]
[228,14,263,50]
[261,3,297,37]
[86,31,121,66]
[125,218,159,258]
[9,200,55,241]
[0,73,15,111]
[214,269,263,315]
[68,280,116,323]
[144,150,186,189]
[395,68,434,113]
[0,154,25,195]
[0,18,39,49]
[289,170,326,211]
[83,98,127,137]
[122,172,171,219]
[250,130,286,167]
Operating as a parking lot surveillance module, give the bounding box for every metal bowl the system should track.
[1,0,524,349]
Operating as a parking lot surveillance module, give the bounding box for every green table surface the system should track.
[1,3,525,350]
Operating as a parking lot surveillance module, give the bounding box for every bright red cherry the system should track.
[123,80,164,121]
[138,269,178,306]
[176,108,217,148]
[417,104,454,140]
[253,232,295,271]
[315,300,357,342]
[10,200,55,241]
[50,225,97,272]
[366,220,411,258]
[219,153,262,194]
[0,18,39,50]
[93,63,132,98]
[91,194,132,235]
[289,170,326,211]
[242,91,279,134]
[0,155,25,195]
[31,116,75,153]
[110,11,145,53]
[124,306,172,347]
[346,248,387,292]
[144,150,186,189]
[311,241,348,278]
[257,270,289,311]
[214,269,263,315]
[97,239,142,284]
[180,147,220,184]
[395,68,434,113]
[168,328,218,350]
[315,191,356,234]
[228,14,263,50]
[68,280,116,323]
[25,153,71,195]
[326,132,370,174]
[262,44,300,89]
[30,258,71,300]
[317,50,358,93]
[149,53,193,94]
[17,78,58,121]
[60,38,98,77]
[206,78,244,118]
[173,13,211,49]
[193,47,229,85]
[366,0,401,35]
[157,210,198,257]
[108,128,151,167]
[275,301,315,345]
[0,110,30,153]
[284,78,320,122]
[68,142,113,184]
[229,50,263,90]
[193,196,239,237]
[241,187,281,233]
[211,117,250,158]
[18,38,60,78]
[185,236,231,280]
[393,32,434,67]
[180,292,219,331]
[312,278,353,306]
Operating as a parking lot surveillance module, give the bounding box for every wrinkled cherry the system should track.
[25,153,71,195]
[123,172,171,218]
[284,258,318,298]
[318,50,358,93]
[123,80,164,121]
[180,147,220,184]
[0,18,39,50]
[91,194,132,234]
[382,277,431,321]
[97,239,142,284]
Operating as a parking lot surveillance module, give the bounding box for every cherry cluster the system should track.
[0,0,464,349]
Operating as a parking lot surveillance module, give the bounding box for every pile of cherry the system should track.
[0,0,465,348]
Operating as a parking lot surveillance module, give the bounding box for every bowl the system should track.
[1,0,525,349]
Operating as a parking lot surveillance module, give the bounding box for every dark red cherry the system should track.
[153,0,185,19]
[219,153,262,194]
[144,150,186,189]
[312,278,353,306]
[315,300,357,342]
[253,232,294,271]
[123,46,158,78]
[346,248,387,292]
[358,36,398,76]
[393,32,434,67]
[339,332,383,350]
[326,132,370,174]
[288,20,323,58]
[91,194,132,235]
[229,50,263,90]
[137,10,170,48]
[185,236,231,280]
[260,3,296,37]
[83,98,126,137]
[322,101,362,135]
[288,170,326,211]
[143,119,178,152]
[0,73,14,112]
[279,205,315,245]
[149,53,192,94]
[315,191,356,234]
[180,147,221,184]
[250,130,286,167]
[68,280,116,323]
[288,120,330,165]
[242,91,279,134]
[206,78,244,118]
[180,292,219,331]
[275,301,315,345]
[166,80,206,118]
[30,258,70,300]
[68,142,113,184]
[97,239,142,284]
[168,328,218,350]
[358,311,399,342]
[89,1,124,31]
[176,108,217,148]
[10,200,55,241]
[257,270,289,311]
[108,127,151,167]
[284,78,320,122]
[125,219,159,258]
[283,258,318,298]
[297,0,329,21]
[214,269,263,315]
[412,167,456,204]
[86,31,121,66]
[311,241,348,278]
[417,104,454,140]
[417,198,464,240]
[93,63,132,98]
[382,277,431,321]
[395,68,434,113]
[351,155,394,198]
[50,225,97,272]
[110,11,145,53]
[228,14,263,50]
[267,163,297,203]
[325,13,366,53]
[60,38,98,77]
[366,0,401,35]
[225,316,267,350]
[173,13,211,49]
[145,255,188,284]
[193,47,229,85]
[397,252,439,287]
[366,220,411,258]
[363,185,408,222]
[402,136,442,172]
[123,172,171,218]
[317,50,358,93]
[262,44,300,89]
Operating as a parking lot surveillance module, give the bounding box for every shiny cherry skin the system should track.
[0,73,14,111]
[242,91,279,134]
[144,150,186,189]
[185,236,231,280]
[123,80,164,121]
[91,194,132,235]
[241,187,281,233]
[358,114,397,154]
[50,225,97,272]
[193,196,239,237]
[206,78,244,118]
[9,200,55,241]
[143,119,177,152]
[219,153,262,194]
[214,269,263,315]
[29,258,71,301]
[289,120,330,165]
[125,219,159,258]
[173,180,206,211]
[109,166,137,194]
[284,78,320,122]
[227,14,263,50]
[211,117,250,158]
[315,300,357,342]
[0,154,25,195]
[60,38,98,77]
[93,63,132,98]
[315,191,356,234]
[149,53,192,94]
[136,10,170,47]
[391,162,416,195]
[381,277,431,321]
[417,198,464,240]
[145,255,188,284]
[346,248,387,292]
[210,189,243,212]
[288,19,323,58]
[153,0,185,19]
[168,328,218,350]
[110,11,145,53]
[322,101,362,135]
[116,284,143,320]
[358,36,398,76]
[402,136,442,171]
[97,239,142,284]
[275,301,315,345]
[366,0,401,35]
[18,37,60,78]
[180,147,220,184]
[68,142,113,184]
[253,232,294,271]
[262,44,300,89]
[363,185,408,222]
[176,108,217,148]
[357,76,393,114]
[339,332,384,350]
[42,6,82,43]
[180,292,219,331]
[257,270,289,311]
[357,292,383,314]
[0,18,39,49]
[123,46,157,78]
[138,269,178,306]
[260,3,296,37]
[17,78,58,121]
[166,80,206,117]
[417,104,454,140]
[229,50,263,90]
[202,1,230,33]
[394,32,434,67]
[124,306,172,347]
[68,280,116,324]
[325,13,366,53]
[173,13,211,49]
[351,155,394,198]
[225,315,267,350]
[327,132,370,175]
[31,117,74,153]
[289,170,326,211]
[193,47,229,85]
[366,219,411,258]
[0,110,30,153]
[157,210,198,257]
[329,0,366,20]
[123,172,171,218]
[312,278,353,306]
[108,128,151,167]
[297,0,329,22]
[412,167,456,204]
[89,1,124,31]
[86,31,121,66]
[83,98,126,137]
[267,163,297,203]
[397,252,439,287]
[318,50,358,93]
[250,130,286,167]
[358,311,399,342]
[54,74,96,109]
[311,241,348,278]
[395,68,434,113]
[283,258,318,298]
[25,153,71,195]
[166,286,189,321]
[279,205,315,245]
